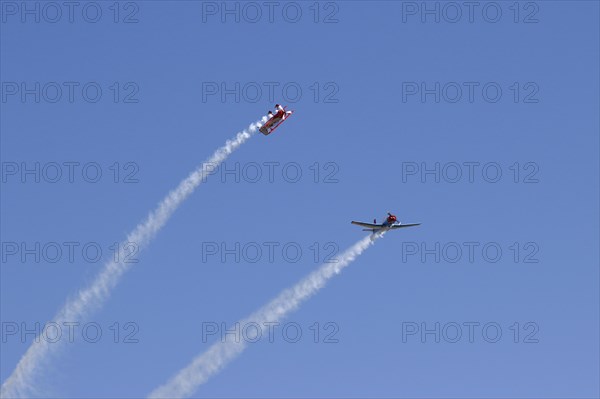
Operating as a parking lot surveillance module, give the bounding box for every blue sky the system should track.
[1,1,598,398]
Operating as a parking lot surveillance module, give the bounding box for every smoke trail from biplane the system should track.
[148,234,382,399]
[1,117,267,399]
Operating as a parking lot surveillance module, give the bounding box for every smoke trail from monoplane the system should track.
[1,117,267,398]
[148,234,381,399]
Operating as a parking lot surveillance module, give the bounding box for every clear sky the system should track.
[1,1,598,398]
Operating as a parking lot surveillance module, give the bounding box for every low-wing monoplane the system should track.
[259,104,294,135]
[351,212,421,233]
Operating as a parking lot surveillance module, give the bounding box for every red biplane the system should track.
[259,104,294,135]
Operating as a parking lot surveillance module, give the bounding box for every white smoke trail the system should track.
[1,117,267,399]
[148,234,382,399]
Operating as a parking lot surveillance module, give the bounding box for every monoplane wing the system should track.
[390,223,421,229]
[351,221,380,229]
